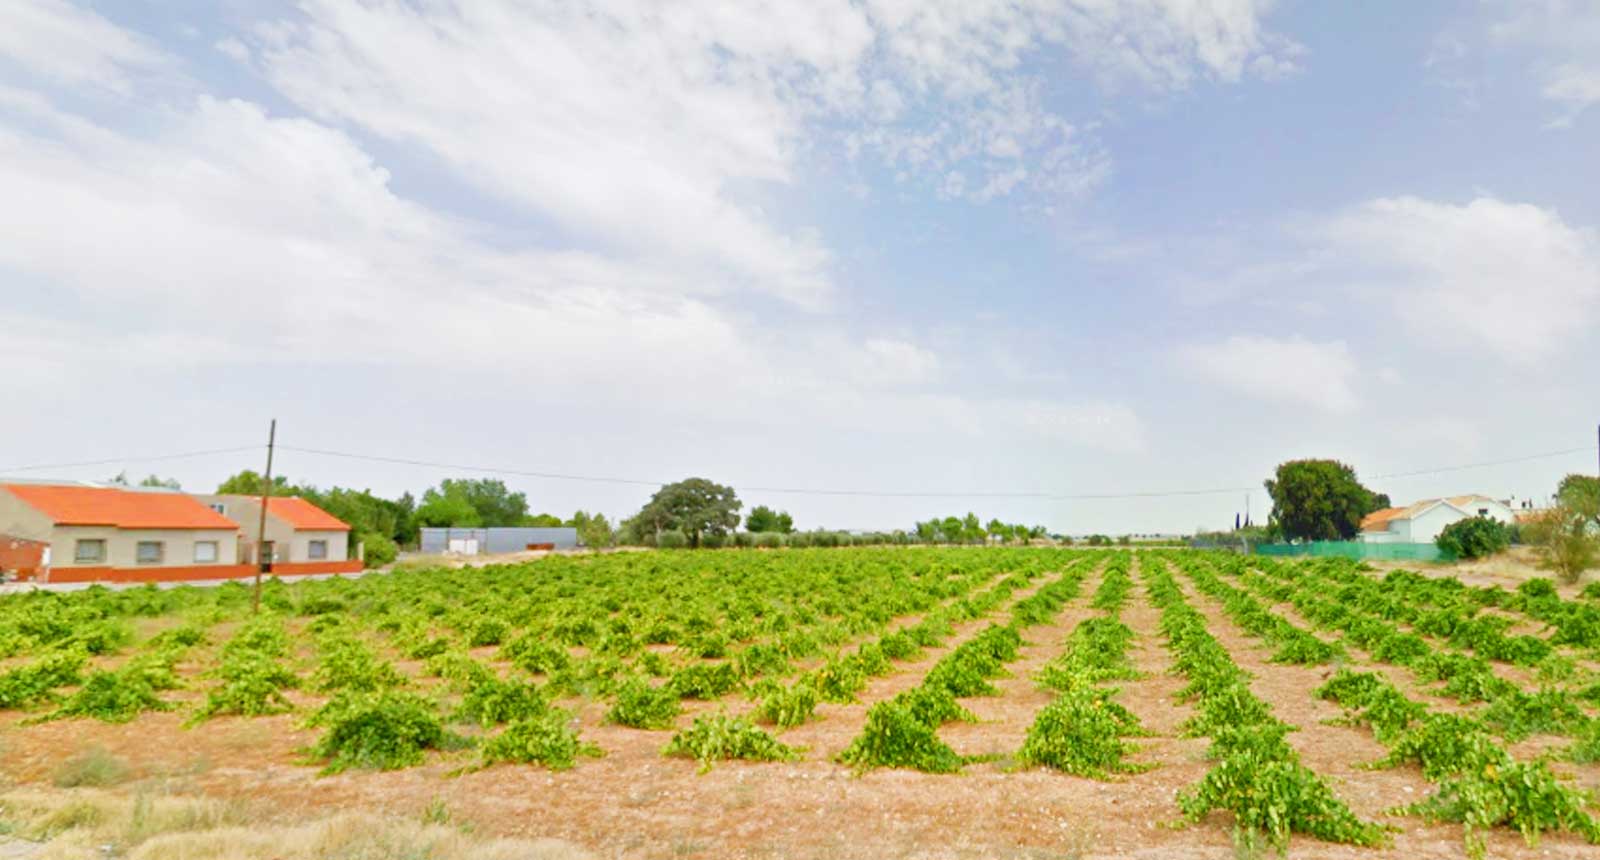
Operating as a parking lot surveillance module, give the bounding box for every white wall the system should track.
[289,529,349,562]
[52,525,240,569]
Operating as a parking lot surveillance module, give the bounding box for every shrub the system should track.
[1375,713,1504,781]
[312,634,406,693]
[753,532,784,549]
[891,685,977,726]
[669,663,741,700]
[837,700,963,774]
[499,634,570,675]
[732,643,790,678]
[1480,688,1587,741]
[39,668,172,723]
[1401,760,1600,858]
[1178,751,1389,851]
[809,655,867,703]
[360,530,399,568]
[148,624,207,649]
[457,677,547,727]
[751,681,817,728]
[481,710,600,770]
[466,618,508,648]
[190,651,298,723]
[0,652,86,710]
[606,677,682,729]
[307,691,450,773]
[1437,517,1511,560]
[424,651,496,689]
[878,631,920,660]
[1018,688,1146,778]
[662,713,799,773]
[655,531,689,550]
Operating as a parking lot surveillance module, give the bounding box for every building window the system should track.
[209,503,226,515]
[194,541,219,564]
[74,539,106,564]
[308,539,329,560]
[1478,508,1489,517]
[136,541,164,564]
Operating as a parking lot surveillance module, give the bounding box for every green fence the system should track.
[1253,541,1455,562]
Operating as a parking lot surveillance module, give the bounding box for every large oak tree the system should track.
[1264,459,1387,542]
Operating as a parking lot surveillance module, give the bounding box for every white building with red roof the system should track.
[194,494,357,568]
[0,482,363,583]
[1358,495,1515,545]
[0,482,242,581]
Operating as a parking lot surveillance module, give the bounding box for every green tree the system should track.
[1435,516,1511,560]
[216,470,292,495]
[914,520,939,544]
[1263,459,1386,542]
[985,518,1009,544]
[746,505,794,534]
[939,516,963,544]
[1557,474,1600,528]
[413,493,482,528]
[634,478,741,548]
[416,479,529,528]
[1525,479,1600,584]
[574,512,614,549]
[522,513,563,527]
[960,512,984,545]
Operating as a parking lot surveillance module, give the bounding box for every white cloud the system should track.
[859,337,942,386]
[0,0,171,93]
[0,87,1143,457]
[865,0,1298,94]
[0,93,753,391]
[1319,196,1600,360]
[239,0,1289,271]
[1484,0,1600,126]
[1176,335,1359,414]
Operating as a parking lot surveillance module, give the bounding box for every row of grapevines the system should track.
[1140,554,1388,853]
[1236,558,1596,741]
[1018,552,1148,778]
[1211,554,1600,856]
[836,555,1104,773]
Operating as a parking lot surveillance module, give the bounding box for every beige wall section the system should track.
[0,487,54,542]
[194,495,293,562]
[289,530,350,562]
[192,495,351,562]
[52,526,241,569]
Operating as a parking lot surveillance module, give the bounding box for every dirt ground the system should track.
[3,553,1599,859]
[1362,546,1593,596]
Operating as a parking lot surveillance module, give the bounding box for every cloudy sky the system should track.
[2,0,1598,534]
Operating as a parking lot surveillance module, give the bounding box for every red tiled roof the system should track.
[2,484,239,530]
[1359,507,1407,532]
[265,497,350,531]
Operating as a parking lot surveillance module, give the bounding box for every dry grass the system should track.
[0,787,592,860]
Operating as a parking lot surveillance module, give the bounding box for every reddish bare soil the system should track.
[4,556,1599,859]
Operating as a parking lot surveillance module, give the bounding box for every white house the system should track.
[1358,495,1515,545]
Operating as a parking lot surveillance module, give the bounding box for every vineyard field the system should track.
[2,547,1599,859]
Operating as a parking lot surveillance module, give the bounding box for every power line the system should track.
[1369,446,1599,481]
[277,442,1600,501]
[3,439,1593,502]
[0,445,263,476]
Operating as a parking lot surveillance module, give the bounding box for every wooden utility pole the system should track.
[252,419,277,614]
